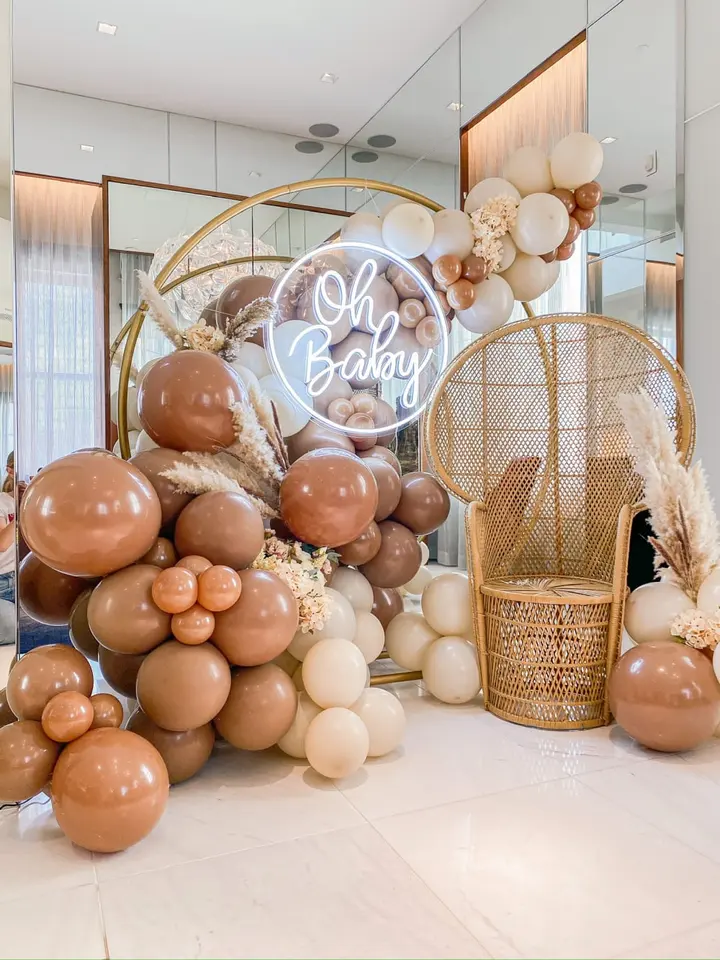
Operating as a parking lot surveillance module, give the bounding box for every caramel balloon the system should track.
[98,646,146,699]
[68,590,99,662]
[351,394,379,418]
[574,180,603,210]
[87,565,171,655]
[424,290,453,321]
[461,255,488,284]
[51,728,169,853]
[171,605,215,645]
[0,687,16,728]
[556,242,575,261]
[20,453,161,578]
[0,720,60,802]
[345,413,377,452]
[137,350,245,452]
[541,249,558,264]
[214,664,297,751]
[197,566,242,612]
[373,398,398,448]
[563,217,580,247]
[18,553,94,625]
[362,457,402,522]
[337,522,383,566]
[90,693,124,729]
[140,537,178,570]
[432,254,463,287]
[6,645,94,721]
[391,472,451,536]
[41,691,93,743]
[174,491,265,570]
[214,275,274,332]
[398,298,426,329]
[446,279,476,311]
[176,555,213,577]
[550,187,576,214]
[127,708,215,784]
[572,207,595,230]
[151,567,198,614]
[371,585,404,630]
[286,421,355,462]
[213,570,299,666]
[416,316,443,348]
[129,448,194,528]
[357,447,402,475]
[327,398,353,425]
[360,520,422,589]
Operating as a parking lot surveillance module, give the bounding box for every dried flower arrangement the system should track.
[469,195,519,273]
[253,531,335,633]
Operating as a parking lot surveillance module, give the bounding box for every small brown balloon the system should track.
[574,180,603,210]
[286,421,355,462]
[357,447,402,475]
[373,397,399,448]
[213,275,274,331]
[41,691,93,743]
[556,242,575,261]
[213,570,299,666]
[90,693,124,729]
[346,413,377,452]
[127,708,215,784]
[392,265,425,300]
[562,217,581,247]
[213,664,297,750]
[197,565,242,612]
[175,491,265,570]
[18,554,95,626]
[151,566,198,615]
[360,520,422,588]
[362,457,403,522]
[572,207,596,230]
[446,279,476,311]
[337,521,383,566]
[140,537,178,570]
[0,687,16,728]
[171,605,216,645]
[6,645,94,722]
[0,720,60,802]
[391,471,451,536]
[424,290,454,320]
[461,255,488,284]
[327,397,354,425]
[371,585,404,630]
[550,187,577,214]
[432,254,463,287]
[98,646,146,699]
[351,393,379,419]
[398,298,426,329]
[68,590,99,662]
[541,249,558,264]
[176,555,213,576]
[129,449,194,528]
[88,565,170,655]
[416,316,443,348]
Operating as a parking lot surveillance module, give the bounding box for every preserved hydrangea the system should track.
[469,194,519,274]
[253,531,334,633]
[671,608,720,650]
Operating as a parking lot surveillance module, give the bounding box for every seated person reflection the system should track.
[0,452,17,643]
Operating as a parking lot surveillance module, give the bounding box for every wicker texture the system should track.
[427,314,695,729]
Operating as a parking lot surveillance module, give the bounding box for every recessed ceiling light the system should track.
[295,140,324,154]
[249,171,262,178]
[320,72,338,84]
[97,21,117,35]
[600,136,617,144]
[309,123,339,138]
[351,150,378,164]
[80,144,94,152]
[600,196,619,206]
[446,101,463,112]
[619,183,648,194]
[367,134,396,148]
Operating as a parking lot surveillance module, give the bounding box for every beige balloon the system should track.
[496,235,517,273]
[501,253,551,302]
[381,203,435,260]
[330,568,374,613]
[292,662,306,692]
[402,565,433,596]
[288,628,324,663]
[302,638,368,708]
[421,573,473,636]
[542,259,561,293]
[350,688,406,757]
[624,582,695,644]
[510,194,570,257]
[311,373,353,416]
[305,707,369,779]
[276,692,322,759]
[419,541,430,566]
[352,611,385,664]
[503,146,553,197]
[550,132,604,191]
[423,636,481,704]
[424,209,474,262]
[318,587,357,641]
[385,611,439,670]
[464,177,521,214]
[456,275,514,335]
[698,568,720,613]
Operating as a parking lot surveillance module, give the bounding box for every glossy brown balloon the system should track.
[138,350,245,453]
[18,554,95,625]
[0,720,60,802]
[41,691,93,743]
[127,708,215,784]
[139,537,177,570]
[362,457,402,522]
[129,449,194,527]
[416,316,443,348]
[7,645,94,721]
[391,256,432,300]
[176,555,213,576]
[171,605,215,645]
[432,254,463,287]
[398,298,426,329]
[214,275,274,331]
[20,453,162,578]
[98,646,146,699]
[327,398,353,425]
[550,187,576,214]
[574,180,603,210]
[461,255,488,284]
[51,728,169,853]
[346,412,377,452]
[214,664,297,750]
[199,296,219,325]
[392,472,451,536]
[351,393,379,418]
[446,279,476,311]
[556,242,575,261]
[174,491,265,570]
[90,693,124,729]
[151,566,198,614]
[371,585,404,630]
[360,520,422,588]
[197,566,242,612]
[286,421,354,462]
[68,590,99,661]
[88,565,170,655]
[541,249,558,264]
[424,290,454,320]
[572,207,596,230]
[373,397,399,448]
[213,569,299,666]
[280,449,378,548]
[562,217,581,247]
[357,447,402,475]
[337,521,383,566]
[0,687,16,728]
[609,641,720,752]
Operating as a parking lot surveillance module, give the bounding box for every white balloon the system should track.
[302,637,368,708]
[259,374,311,437]
[230,363,261,395]
[110,387,142,432]
[311,373,353,415]
[424,209,474,263]
[624,582,695,644]
[698,568,720,613]
[385,612,439,670]
[423,636,481,704]
[272,649,299,676]
[352,611,385,664]
[403,565,433,596]
[288,628,323,663]
[340,212,388,271]
[381,197,406,216]
[419,541,430,566]
[501,253,550,302]
[382,203,435,259]
[331,568,374,613]
[550,132,604,190]
[464,177,521,214]
[232,342,270,380]
[305,707,369,779]
[456,275,514,335]
[503,146,553,197]
[510,194,570,256]
[496,235,517,273]
[135,430,159,453]
[277,692,322,759]
[351,688,406,757]
[273,320,330,384]
[112,431,139,457]
[135,358,160,390]
[422,572,472,636]
[542,260,561,293]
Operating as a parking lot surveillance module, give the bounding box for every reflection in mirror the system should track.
[0,0,13,652]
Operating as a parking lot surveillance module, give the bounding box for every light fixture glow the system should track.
[249,171,262,178]
[80,144,94,153]
[351,187,364,193]
[446,101,464,112]
[97,21,117,35]
[320,72,339,84]
[600,136,618,144]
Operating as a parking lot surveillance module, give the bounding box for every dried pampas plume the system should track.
[221,298,279,361]
[160,461,277,518]
[137,271,184,349]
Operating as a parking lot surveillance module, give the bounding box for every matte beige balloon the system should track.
[174,491,265,570]
[139,537,178,570]
[362,457,402,521]
[398,298,426,329]
[98,646,146,699]
[87,565,171,655]
[213,663,297,750]
[0,720,60,802]
[6,645,94,721]
[623,581,694,645]
[129,448,194,527]
[18,553,95,625]
[416,316,443,348]
[68,590,99,662]
[127,708,215,784]
[41,691,94,743]
[360,520,422,589]
[212,570,299,666]
[90,693,124,729]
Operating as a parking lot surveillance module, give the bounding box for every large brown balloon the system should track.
[136,640,231,732]
[609,641,720,752]
[363,457,403,521]
[98,646,146,699]
[41,691,93,743]
[280,449,378,548]
[7,645,94,721]
[360,521,422,588]
[213,570,299,666]
[391,472,451,536]
[0,687,16,728]
[137,350,245,453]
[213,664,297,750]
[0,720,60,802]
[90,693,124,729]
[174,491,265,569]
[20,453,162,578]
[358,446,402,475]
[337,521,383,566]
[371,585,404,629]
[51,728,169,853]
[87,565,170,655]
[214,275,274,332]
[373,398,398,448]
[129,449,194,527]
[68,590,99,662]
[127,708,215,784]
[139,537,177,570]
[286,421,354,463]
[18,554,95,625]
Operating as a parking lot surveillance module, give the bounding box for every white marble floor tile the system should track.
[620,919,720,959]
[374,777,720,959]
[98,824,489,960]
[0,881,105,959]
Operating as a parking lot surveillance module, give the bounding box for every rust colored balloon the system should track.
[357,446,402,475]
[197,566,242,612]
[556,242,575,261]
[0,720,60,802]
[214,664,297,750]
[0,687,16,728]
[550,187,576,214]
[199,296,219,325]
[362,457,402,522]
[151,566,198,615]
[136,640,231,731]
[280,448,378,548]
[337,522,383,566]
[171,605,215,645]
[18,554,95,626]
[541,249,558,264]
[176,555,213,576]
[174,491,265,570]
[127,708,215,784]
[137,350,245,453]
[373,397,399,448]
[20,452,162,578]
[213,569,299,666]
[286,421,355,462]
[572,207,596,230]
[346,412,377,452]
[140,537,177,570]
[563,217,581,247]
[98,646,146,699]
[461,255,488,284]
[352,393,379,419]
[51,728,169,853]
[398,298,426,329]
[41,691,93,743]
[360,520,422,588]
[371,585,404,630]
[574,180,603,210]
[391,471,451,536]
[214,275,274,331]
[90,693,124,729]
[129,448,194,527]
[7,645,94,722]
[68,590,99,662]
[432,254,463,287]
[609,641,720,752]
[416,316,443,348]
[446,279,476,312]
[88,565,170,655]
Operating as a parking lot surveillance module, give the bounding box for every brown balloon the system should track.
[51,728,169,853]
[197,566,242,612]
[391,256,433,300]
[176,555,213,576]
[373,397,399,448]
[0,687,16,728]
[7,645,94,722]
[280,449,378,548]
[213,663,297,750]
[357,447,402,475]
[335,524,378,567]
[41,691,93,743]
[550,187,577,214]
[563,217,581,247]
[199,296,219,325]
[391,472,451,536]
[88,565,170,655]
[461,255,488,284]
[213,569,299,666]
[371,585,404,630]
[174,491,265,570]
[137,350,245,453]
[286,420,355,462]
[541,249,558,264]
[140,537,178,570]
[416,316,443,348]
[327,398,353,425]
[68,590,99,661]
[351,393,379,418]
[136,640,231,731]
[609,641,720,752]
[129,448,194,528]
[572,207,596,230]
[20,453,162,578]
[214,275,274,332]
[446,279,476,311]
[398,298,426,329]
[360,520,422,588]
[424,290,454,321]
[18,554,95,625]
[432,254,463,287]
[362,457,402,522]
[98,646,146,699]
[0,720,60,802]
[346,412,377,452]
[90,693,124,729]
[556,242,575,261]
[151,566,198,614]
[127,708,215,784]
[172,605,215,645]
[575,180,603,210]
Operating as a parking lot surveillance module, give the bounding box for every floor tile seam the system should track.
[607,913,720,960]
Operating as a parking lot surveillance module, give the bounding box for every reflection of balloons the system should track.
[456,275,514,335]
[214,664,297,750]
[171,605,215,645]
[302,638,367,708]
[277,692,322,759]
[51,728,169,853]
[501,253,550,302]
[352,610,385,664]
[464,177,521,214]
[360,521,421,589]
[357,447,402,475]
[18,554,93,625]
[90,694,124,729]
[362,457,402,522]
[422,573,473,636]
[88,565,170,655]
[197,566,242,612]
[402,565,433,596]
[305,707,369,779]
[151,567,198,615]
[98,646,146,699]
[213,570,299,666]
[68,590,98,661]
[337,522,382,566]
[371,586,404,629]
[286,420,354,462]
[329,568,374,613]
[340,212,386,270]
[129,448,193,527]
[610,641,720,752]
[624,582,694,645]
[511,194,570,256]
[41,691,94,743]
[214,275,274,330]
[0,720,60,802]
[0,687,16,727]
[423,637,481,704]
[382,203,434,259]
[425,210,474,262]
[386,612,439,669]
[392,472,451,536]
[127,708,214,784]
[550,133,604,191]
[7,645,94,721]
[351,688,405,757]
[503,146,553,196]
[140,537,177,570]
[175,491,265,569]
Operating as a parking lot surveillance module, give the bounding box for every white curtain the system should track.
[120,251,170,368]
[0,361,12,470]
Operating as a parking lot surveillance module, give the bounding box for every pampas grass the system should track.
[161,461,277,518]
[221,298,279,360]
[137,271,184,349]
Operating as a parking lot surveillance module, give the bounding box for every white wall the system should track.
[0,215,10,339]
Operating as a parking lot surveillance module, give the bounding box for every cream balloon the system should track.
[423,636,481,704]
[713,644,720,686]
[464,177,521,214]
[402,565,433,596]
[135,430,159,453]
[550,132,604,190]
[276,692,322,759]
[496,235,517,273]
[501,253,550,301]
[110,387,142,432]
[624,581,695,644]
[321,588,357,640]
[381,203,435,259]
[258,374,311,437]
[135,358,160,391]
[424,209,474,262]
[302,638,368,708]
[419,541,430,566]
[503,146,553,197]
[340,212,388,271]
[698,569,720,613]
[350,688,406,757]
[385,612,440,670]
[230,363,261,395]
[352,611,385,664]
[311,373,352,416]
[330,568,374,613]
[305,707,369,779]
[542,260,561,293]
[456,275,514,335]
[273,320,330,384]
[422,572,472,636]
[510,194,570,256]
[232,342,270,380]
[112,432,139,457]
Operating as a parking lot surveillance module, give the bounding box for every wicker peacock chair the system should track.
[426,313,695,730]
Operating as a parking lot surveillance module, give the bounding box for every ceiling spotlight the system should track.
[80,144,94,152]
[320,72,339,84]
[600,136,617,144]
[97,21,117,35]
[249,171,262,178]
[446,102,463,112]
